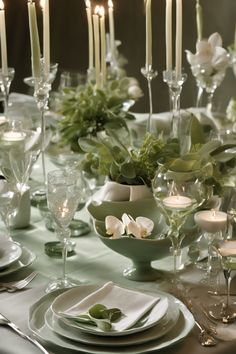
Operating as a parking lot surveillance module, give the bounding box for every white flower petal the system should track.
[105,215,125,238]
[136,217,154,238]
[126,220,142,238]
[121,213,132,227]
[208,32,222,49]
[211,47,229,71]
[196,40,212,56]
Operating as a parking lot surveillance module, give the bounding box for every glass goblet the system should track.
[46,169,80,293]
[0,180,20,241]
[190,63,228,113]
[208,240,236,323]
[152,166,207,283]
[0,120,41,194]
[0,67,15,115]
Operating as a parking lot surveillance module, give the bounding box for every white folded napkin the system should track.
[60,281,160,332]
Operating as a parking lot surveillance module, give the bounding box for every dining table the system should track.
[1,97,236,354]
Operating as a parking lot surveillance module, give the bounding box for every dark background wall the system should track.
[4,0,236,113]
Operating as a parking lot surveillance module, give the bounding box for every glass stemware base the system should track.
[208,301,236,324]
[45,275,79,294]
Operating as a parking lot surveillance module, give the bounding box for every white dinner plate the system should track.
[51,285,169,336]
[45,296,177,346]
[0,246,36,277]
[29,285,194,354]
[0,241,22,270]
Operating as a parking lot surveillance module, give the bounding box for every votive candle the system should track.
[194,210,227,233]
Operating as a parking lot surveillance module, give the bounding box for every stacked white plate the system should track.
[0,240,36,277]
[29,284,195,353]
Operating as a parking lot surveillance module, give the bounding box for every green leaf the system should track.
[88,304,107,319]
[120,162,136,178]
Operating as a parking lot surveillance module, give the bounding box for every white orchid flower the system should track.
[121,213,154,239]
[105,215,125,239]
[186,32,229,76]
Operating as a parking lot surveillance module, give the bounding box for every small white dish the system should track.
[0,241,22,270]
[0,246,36,277]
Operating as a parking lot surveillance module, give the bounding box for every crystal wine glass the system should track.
[46,169,80,293]
[208,240,236,323]
[24,61,58,201]
[0,67,15,116]
[0,180,20,241]
[152,166,207,283]
[0,120,41,194]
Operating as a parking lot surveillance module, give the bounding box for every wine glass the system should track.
[0,180,20,241]
[24,61,58,200]
[208,240,236,323]
[152,166,207,283]
[190,63,228,113]
[0,67,15,115]
[46,169,80,293]
[0,120,41,194]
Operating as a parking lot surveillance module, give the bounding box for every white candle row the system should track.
[92,5,106,89]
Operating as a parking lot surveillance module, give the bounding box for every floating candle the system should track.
[218,241,236,257]
[194,210,227,233]
[163,195,192,210]
[2,131,26,141]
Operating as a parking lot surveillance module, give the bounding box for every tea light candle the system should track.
[194,210,227,233]
[2,131,26,141]
[163,195,192,210]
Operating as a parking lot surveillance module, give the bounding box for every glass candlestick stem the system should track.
[141,65,158,133]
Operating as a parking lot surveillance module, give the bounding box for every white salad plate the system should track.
[29,285,194,354]
[51,284,169,336]
[0,246,36,277]
[0,241,22,270]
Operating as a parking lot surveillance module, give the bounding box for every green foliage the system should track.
[79,114,236,192]
[57,78,142,152]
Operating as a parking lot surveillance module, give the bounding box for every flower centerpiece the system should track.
[55,76,143,152]
[186,32,230,112]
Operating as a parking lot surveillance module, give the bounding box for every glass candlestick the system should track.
[163,70,187,139]
[24,62,58,200]
[0,67,15,116]
[141,65,158,133]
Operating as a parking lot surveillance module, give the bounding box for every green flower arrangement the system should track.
[57,77,143,152]
[78,114,236,193]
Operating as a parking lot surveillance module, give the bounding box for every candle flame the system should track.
[85,0,91,8]
[108,0,113,8]
[40,0,45,9]
[0,1,4,10]
[94,5,100,15]
[99,6,105,17]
